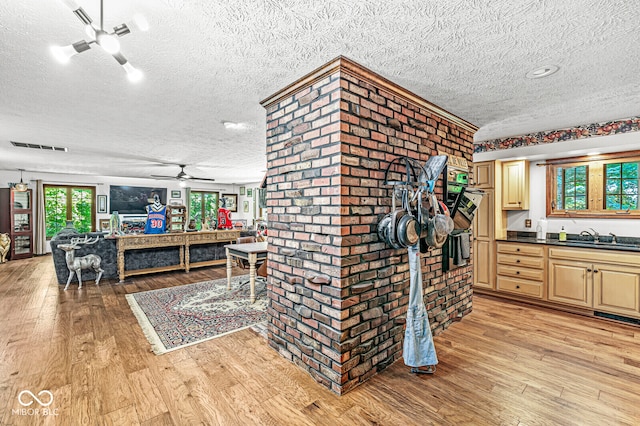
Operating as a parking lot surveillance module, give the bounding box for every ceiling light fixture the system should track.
[526,65,559,79]
[13,169,29,192]
[51,0,148,82]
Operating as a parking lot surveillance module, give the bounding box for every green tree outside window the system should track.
[189,191,219,230]
[45,185,95,238]
[556,165,588,210]
[605,162,639,211]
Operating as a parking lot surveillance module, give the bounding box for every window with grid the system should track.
[547,151,640,218]
[605,161,639,211]
[555,165,588,210]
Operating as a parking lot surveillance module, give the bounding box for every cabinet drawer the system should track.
[497,253,545,269]
[496,276,543,298]
[497,264,545,281]
[497,243,544,257]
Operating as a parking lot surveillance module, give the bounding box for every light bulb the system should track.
[50,45,76,63]
[96,32,120,54]
[50,41,90,64]
[132,14,149,31]
[122,62,143,82]
[179,181,187,188]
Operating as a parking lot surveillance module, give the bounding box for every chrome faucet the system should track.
[580,228,599,242]
[609,232,617,244]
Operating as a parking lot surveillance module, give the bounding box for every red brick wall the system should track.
[261,57,477,394]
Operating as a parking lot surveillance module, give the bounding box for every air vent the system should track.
[11,141,68,152]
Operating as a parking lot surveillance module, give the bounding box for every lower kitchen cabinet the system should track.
[548,259,593,308]
[594,264,640,317]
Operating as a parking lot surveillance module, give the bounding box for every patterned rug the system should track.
[126,275,267,355]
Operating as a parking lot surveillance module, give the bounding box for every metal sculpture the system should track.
[57,236,104,290]
[0,233,10,263]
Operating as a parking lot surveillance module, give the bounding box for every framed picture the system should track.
[220,194,238,212]
[99,219,110,231]
[239,186,245,195]
[247,188,252,197]
[243,200,249,212]
[97,195,108,213]
[171,190,181,198]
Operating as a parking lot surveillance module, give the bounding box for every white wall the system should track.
[476,132,640,238]
[0,169,261,252]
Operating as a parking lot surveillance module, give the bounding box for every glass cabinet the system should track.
[0,188,34,260]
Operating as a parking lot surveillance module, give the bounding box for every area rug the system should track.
[126,275,267,355]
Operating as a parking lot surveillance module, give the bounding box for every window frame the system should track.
[44,184,97,238]
[189,190,220,230]
[546,150,640,218]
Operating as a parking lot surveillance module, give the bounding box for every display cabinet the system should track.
[0,188,34,260]
[166,205,187,233]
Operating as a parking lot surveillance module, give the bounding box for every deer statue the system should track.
[57,236,104,291]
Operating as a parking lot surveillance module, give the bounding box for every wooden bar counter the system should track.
[116,230,240,282]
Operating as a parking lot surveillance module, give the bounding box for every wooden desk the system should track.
[116,230,240,282]
[225,241,268,303]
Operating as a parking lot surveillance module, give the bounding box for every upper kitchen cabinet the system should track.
[472,161,495,188]
[502,160,529,210]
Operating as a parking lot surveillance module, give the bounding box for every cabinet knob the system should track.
[516,271,520,274]
[516,248,520,252]
[587,268,592,272]
[516,259,520,263]
[516,285,520,289]
[594,269,599,273]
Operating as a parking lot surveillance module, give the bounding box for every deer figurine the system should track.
[57,236,104,291]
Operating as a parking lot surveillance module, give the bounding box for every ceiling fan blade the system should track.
[189,177,216,182]
[150,174,178,179]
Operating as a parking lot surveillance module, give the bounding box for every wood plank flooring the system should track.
[1,255,639,425]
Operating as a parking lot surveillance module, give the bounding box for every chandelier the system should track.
[51,0,148,82]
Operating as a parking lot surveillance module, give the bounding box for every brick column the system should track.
[261,56,477,394]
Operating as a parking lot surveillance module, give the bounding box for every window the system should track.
[547,151,640,218]
[44,185,96,238]
[604,162,639,211]
[189,191,219,230]
[555,165,588,210]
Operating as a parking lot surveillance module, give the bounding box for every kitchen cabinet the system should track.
[0,188,34,260]
[548,247,640,317]
[471,161,506,291]
[502,160,529,210]
[472,162,494,188]
[496,242,545,299]
[593,264,640,317]
[548,258,592,308]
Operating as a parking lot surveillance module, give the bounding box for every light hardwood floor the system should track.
[1,255,639,425]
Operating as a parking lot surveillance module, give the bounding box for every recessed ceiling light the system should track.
[222,121,250,130]
[526,65,559,79]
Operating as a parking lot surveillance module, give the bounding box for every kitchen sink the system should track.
[562,240,640,250]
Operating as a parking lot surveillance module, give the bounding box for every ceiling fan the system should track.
[151,165,216,186]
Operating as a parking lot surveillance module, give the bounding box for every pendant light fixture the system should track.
[51,0,148,83]
[13,169,29,192]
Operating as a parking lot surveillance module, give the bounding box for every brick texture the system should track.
[261,57,476,395]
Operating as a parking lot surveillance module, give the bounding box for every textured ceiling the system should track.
[1,0,639,183]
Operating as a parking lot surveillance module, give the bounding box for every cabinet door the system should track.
[594,264,640,318]
[473,189,494,240]
[502,160,529,210]
[473,162,494,188]
[548,259,592,307]
[474,240,494,289]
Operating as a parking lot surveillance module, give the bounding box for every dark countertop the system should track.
[498,232,640,253]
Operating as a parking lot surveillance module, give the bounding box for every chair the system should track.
[235,236,256,269]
